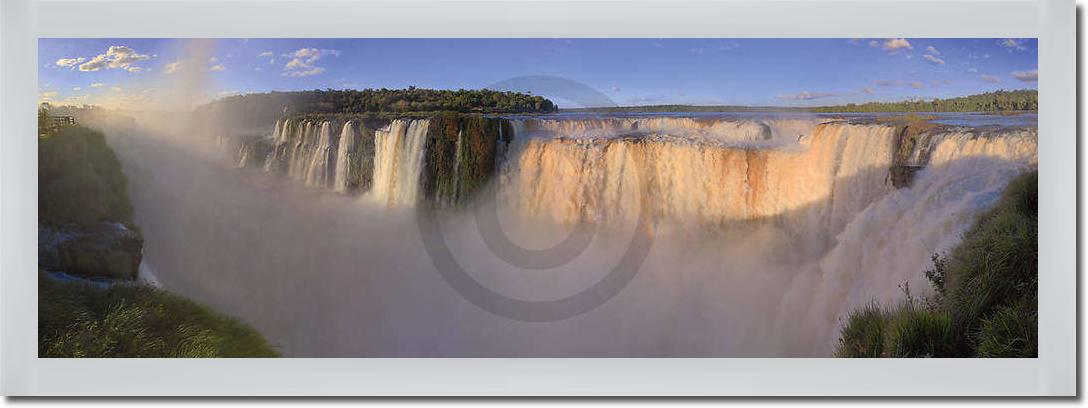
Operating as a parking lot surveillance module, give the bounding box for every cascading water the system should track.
[333,120,358,193]
[303,121,335,187]
[369,119,430,207]
[168,113,1040,356]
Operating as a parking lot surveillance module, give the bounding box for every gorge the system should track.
[107,108,1037,357]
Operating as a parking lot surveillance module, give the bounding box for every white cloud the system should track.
[90,82,105,88]
[925,45,940,56]
[258,51,274,57]
[1001,38,1028,51]
[1011,69,1038,82]
[967,67,979,73]
[39,91,59,101]
[72,87,81,91]
[162,61,183,74]
[283,67,326,77]
[209,64,226,72]
[55,57,85,68]
[111,86,123,92]
[981,74,1001,83]
[281,48,339,77]
[79,45,151,72]
[610,86,622,92]
[209,56,219,63]
[860,86,875,94]
[868,40,879,48]
[776,91,839,101]
[881,38,912,52]
[922,54,945,65]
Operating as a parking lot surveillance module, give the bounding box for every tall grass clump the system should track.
[39,274,279,358]
[834,170,1037,358]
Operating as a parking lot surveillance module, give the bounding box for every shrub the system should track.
[834,303,889,357]
[39,126,133,227]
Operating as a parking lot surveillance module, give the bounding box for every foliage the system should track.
[811,90,1037,113]
[564,90,1037,114]
[834,170,1037,357]
[976,300,1037,358]
[835,303,889,358]
[38,106,51,137]
[39,274,279,358]
[196,87,556,131]
[882,307,955,357]
[39,126,134,227]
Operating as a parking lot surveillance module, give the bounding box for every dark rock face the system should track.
[422,114,513,206]
[39,223,143,280]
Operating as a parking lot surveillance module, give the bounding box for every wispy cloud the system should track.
[925,45,941,56]
[909,81,924,89]
[872,79,905,87]
[776,91,840,101]
[875,38,912,52]
[209,64,226,72]
[922,54,945,65]
[980,74,1001,83]
[1011,69,1038,82]
[1000,38,1028,52]
[610,86,622,92]
[162,61,183,74]
[258,51,274,58]
[90,82,105,88]
[860,86,876,94]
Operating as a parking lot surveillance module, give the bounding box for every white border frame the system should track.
[1,0,1075,396]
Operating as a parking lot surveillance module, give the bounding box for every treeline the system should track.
[563,105,808,113]
[196,87,556,134]
[564,90,1038,114]
[811,90,1038,113]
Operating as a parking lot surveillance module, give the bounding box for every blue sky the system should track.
[38,38,1038,109]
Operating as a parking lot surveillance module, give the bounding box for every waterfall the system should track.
[304,121,335,187]
[334,121,357,193]
[499,120,1037,232]
[369,119,431,207]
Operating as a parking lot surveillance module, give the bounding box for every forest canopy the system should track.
[810,90,1038,113]
[565,90,1038,114]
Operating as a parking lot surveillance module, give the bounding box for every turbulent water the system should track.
[112,113,1037,357]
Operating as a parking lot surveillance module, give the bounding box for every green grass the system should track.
[39,274,279,358]
[835,303,889,357]
[834,170,1037,358]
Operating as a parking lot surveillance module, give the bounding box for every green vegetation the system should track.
[198,87,556,131]
[564,90,1038,114]
[835,170,1037,358]
[39,125,134,227]
[39,274,279,357]
[812,90,1037,113]
[422,113,512,205]
[38,121,279,357]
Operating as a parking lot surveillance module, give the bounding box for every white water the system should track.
[333,120,358,193]
[120,114,1037,356]
[369,119,430,207]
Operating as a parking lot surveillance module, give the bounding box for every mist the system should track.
[79,100,1038,357]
